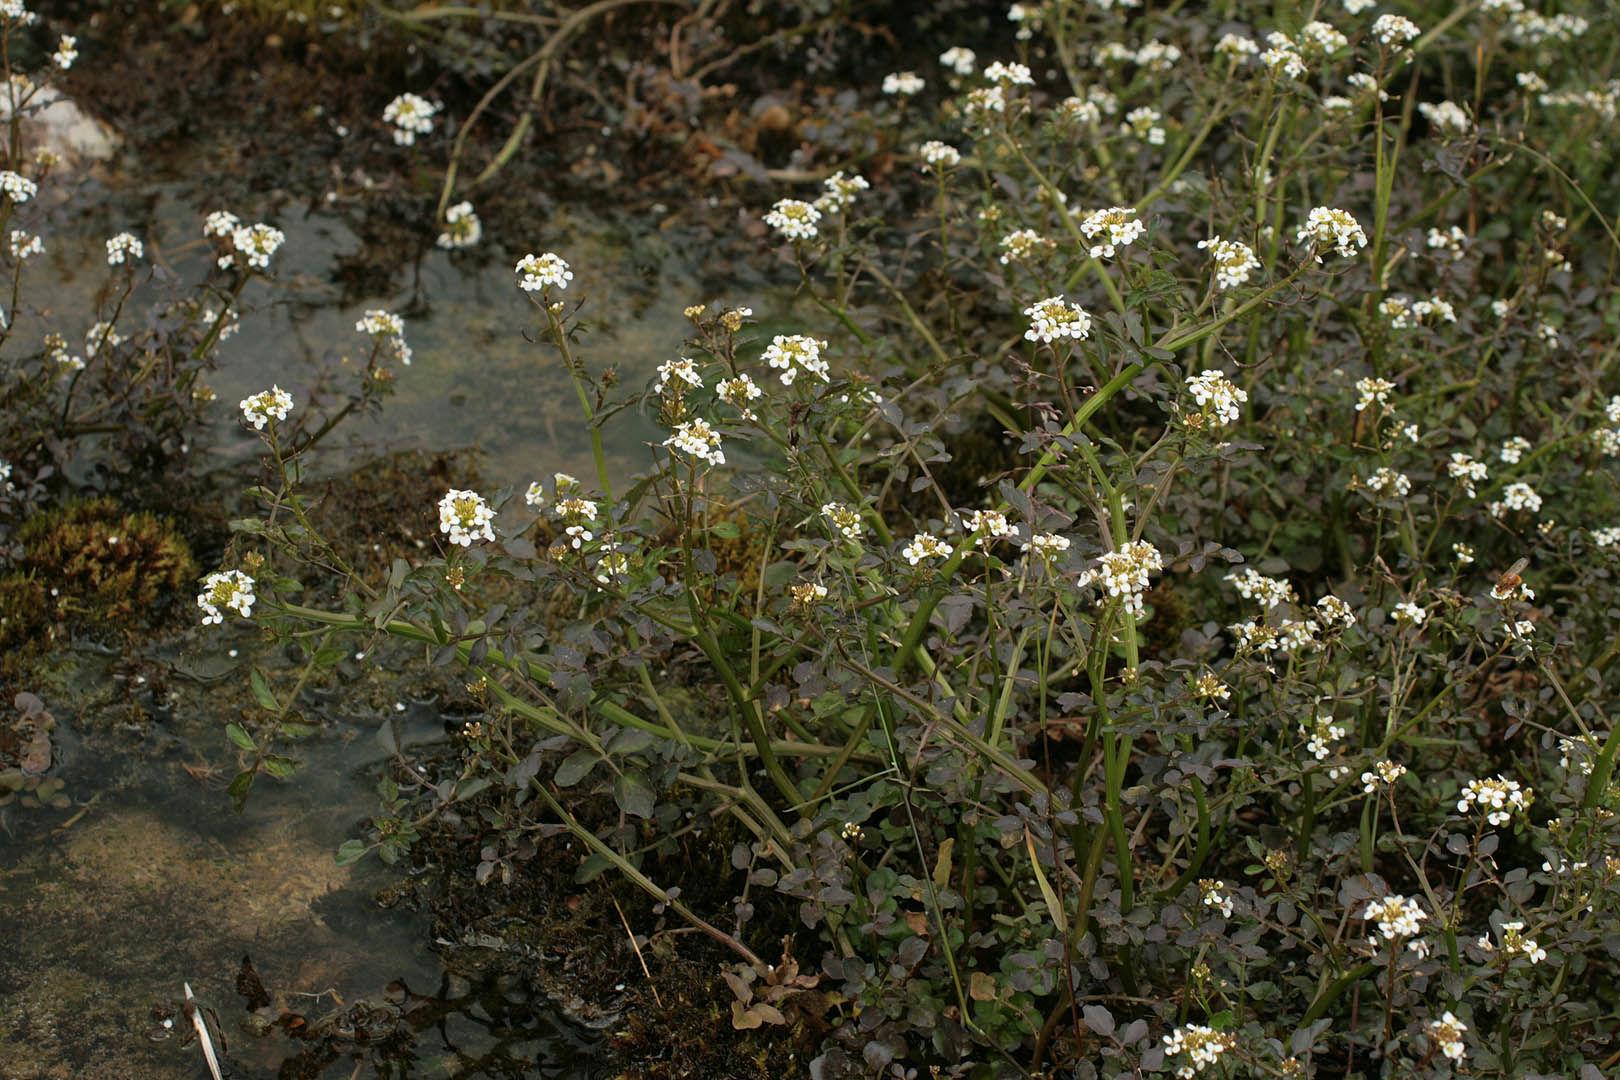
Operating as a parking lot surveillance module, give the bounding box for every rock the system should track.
[0,87,118,165]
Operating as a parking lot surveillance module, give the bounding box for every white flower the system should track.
[1162,1024,1237,1078]
[1215,33,1259,59]
[437,201,482,249]
[438,488,496,546]
[1297,207,1367,261]
[762,334,829,385]
[105,233,143,266]
[1301,715,1348,759]
[1226,567,1295,608]
[1085,540,1163,616]
[8,230,42,259]
[231,223,286,270]
[1316,594,1357,627]
[1199,879,1235,918]
[1392,600,1427,625]
[1488,481,1542,518]
[1458,775,1533,825]
[717,373,763,418]
[516,252,573,292]
[882,71,925,96]
[654,356,704,393]
[0,171,35,204]
[1372,14,1421,45]
[1364,892,1427,940]
[1121,105,1165,144]
[1362,467,1411,498]
[1021,532,1071,560]
[1355,377,1396,412]
[197,570,256,625]
[204,210,240,239]
[763,198,821,241]
[822,502,864,542]
[1498,435,1531,463]
[962,85,1007,124]
[51,34,76,69]
[355,309,412,366]
[1344,0,1376,12]
[1418,100,1471,134]
[1447,452,1489,497]
[918,141,961,170]
[84,321,122,357]
[902,532,951,565]
[1260,33,1307,79]
[961,508,1013,545]
[1362,760,1408,792]
[1429,1012,1467,1063]
[818,171,870,212]
[1186,370,1248,426]
[664,418,726,466]
[239,386,294,429]
[983,60,1034,86]
[1198,237,1260,289]
[1023,296,1092,344]
[939,46,976,75]
[1077,206,1146,260]
[1301,20,1349,52]
[383,92,439,145]
[999,228,1051,264]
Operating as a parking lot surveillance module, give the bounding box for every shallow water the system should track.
[2,121,794,1077]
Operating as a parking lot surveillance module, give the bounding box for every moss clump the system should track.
[2,499,197,653]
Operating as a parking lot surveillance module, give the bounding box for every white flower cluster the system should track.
[0,2,36,24]
[197,570,255,625]
[52,33,76,69]
[228,223,286,270]
[552,495,599,549]
[1226,567,1295,608]
[8,230,42,259]
[902,532,951,565]
[817,171,869,213]
[763,198,821,241]
[654,356,703,394]
[918,141,962,171]
[882,71,925,96]
[1297,206,1367,261]
[1391,600,1427,625]
[0,170,33,204]
[1381,294,1457,329]
[1022,532,1071,561]
[1488,480,1541,518]
[1371,13,1421,46]
[1447,452,1488,497]
[983,60,1034,86]
[1023,296,1092,344]
[1427,225,1467,258]
[1198,236,1261,289]
[105,232,143,266]
[438,488,496,546]
[1186,369,1248,427]
[1162,1024,1237,1079]
[1477,920,1547,964]
[437,201,482,249]
[383,92,439,146]
[1362,759,1408,792]
[1498,436,1531,464]
[998,228,1052,264]
[939,46,976,76]
[239,386,294,430]
[1418,100,1471,134]
[1364,892,1427,941]
[822,502,864,542]
[961,508,1013,546]
[1198,879,1234,918]
[717,373,763,419]
[1301,715,1347,759]
[1083,540,1164,616]
[516,252,573,292]
[1362,467,1411,498]
[1429,1013,1467,1064]
[1259,32,1307,79]
[356,309,412,366]
[1354,376,1395,412]
[1457,775,1533,825]
[1077,206,1146,260]
[763,334,830,385]
[664,418,726,466]
[1121,105,1165,145]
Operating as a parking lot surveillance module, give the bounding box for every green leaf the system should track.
[249,668,278,713]
[335,840,368,866]
[573,851,613,883]
[453,777,492,802]
[227,769,256,812]
[613,771,656,819]
[262,755,297,779]
[225,723,255,751]
[709,520,741,539]
[554,749,597,788]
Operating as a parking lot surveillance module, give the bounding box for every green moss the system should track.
[3,499,197,658]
